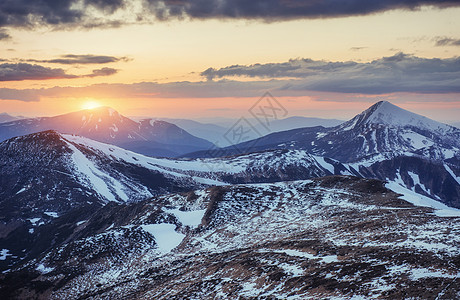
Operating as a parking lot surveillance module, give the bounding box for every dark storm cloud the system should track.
[0,0,126,28]
[145,0,460,20]
[83,67,118,77]
[0,63,77,81]
[0,0,82,27]
[435,37,460,46]
[200,53,460,94]
[0,0,460,28]
[0,63,119,81]
[27,54,129,65]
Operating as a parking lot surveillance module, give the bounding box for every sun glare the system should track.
[81,101,101,110]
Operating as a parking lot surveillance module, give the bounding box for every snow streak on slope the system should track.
[63,134,241,175]
[65,141,128,202]
[385,181,460,217]
[444,163,460,186]
[62,134,337,186]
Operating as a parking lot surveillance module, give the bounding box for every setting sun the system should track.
[81,100,102,110]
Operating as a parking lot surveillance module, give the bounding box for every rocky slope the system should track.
[1,176,459,299]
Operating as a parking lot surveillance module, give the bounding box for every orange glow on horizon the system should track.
[1,94,459,123]
[81,100,102,110]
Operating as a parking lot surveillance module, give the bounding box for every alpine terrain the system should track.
[0,101,459,299]
[191,101,460,208]
[1,177,459,299]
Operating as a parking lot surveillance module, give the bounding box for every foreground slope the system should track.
[1,176,459,299]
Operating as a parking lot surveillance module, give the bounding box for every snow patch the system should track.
[410,268,459,280]
[36,264,54,274]
[408,171,430,195]
[164,208,206,227]
[44,211,58,218]
[141,224,185,254]
[0,249,11,260]
[259,249,338,264]
[401,131,433,149]
[15,187,26,194]
[64,140,130,202]
[28,218,41,226]
[313,155,335,174]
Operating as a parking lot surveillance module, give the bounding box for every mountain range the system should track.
[156,116,344,147]
[196,101,459,161]
[0,130,343,225]
[189,101,460,208]
[0,113,22,124]
[0,101,459,299]
[0,107,214,157]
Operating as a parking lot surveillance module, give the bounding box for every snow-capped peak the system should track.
[364,101,447,130]
[340,101,455,134]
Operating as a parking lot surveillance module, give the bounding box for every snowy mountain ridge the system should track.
[0,130,345,225]
[60,132,460,210]
[183,101,460,207]
[2,128,458,233]
[208,101,460,163]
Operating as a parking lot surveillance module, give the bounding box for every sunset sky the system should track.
[0,1,459,122]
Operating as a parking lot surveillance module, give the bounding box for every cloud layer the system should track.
[0,0,459,29]
[146,0,460,20]
[83,67,118,77]
[0,63,76,81]
[1,53,459,101]
[0,63,118,81]
[201,53,460,94]
[27,54,129,65]
[435,37,460,46]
